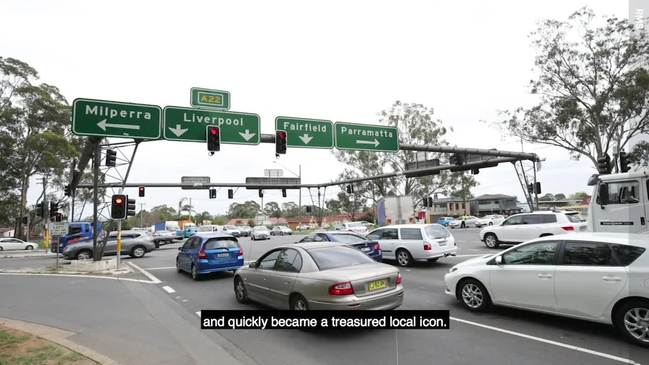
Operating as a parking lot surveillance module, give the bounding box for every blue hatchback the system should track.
[436,217,454,227]
[298,231,382,261]
[176,232,244,280]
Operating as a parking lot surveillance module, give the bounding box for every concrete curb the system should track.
[0,251,56,259]
[0,317,123,365]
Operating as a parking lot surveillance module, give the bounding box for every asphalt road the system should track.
[1,228,647,365]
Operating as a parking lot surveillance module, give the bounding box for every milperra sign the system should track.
[72,98,162,139]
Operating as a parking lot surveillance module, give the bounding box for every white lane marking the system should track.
[0,272,156,284]
[144,266,176,270]
[162,286,176,294]
[450,317,640,365]
[127,262,162,284]
[195,311,201,317]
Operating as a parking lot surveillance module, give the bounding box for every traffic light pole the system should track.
[93,143,100,261]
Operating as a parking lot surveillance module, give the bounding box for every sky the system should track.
[0,0,633,217]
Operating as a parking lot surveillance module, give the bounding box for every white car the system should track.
[223,225,242,237]
[342,222,369,235]
[270,226,293,236]
[0,238,39,251]
[444,233,649,347]
[251,226,271,240]
[449,216,479,229]
[367,224,457,266]
[475,215,505,228]
[480,211,587,248]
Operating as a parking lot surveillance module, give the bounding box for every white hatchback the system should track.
[444,233,649,346]
[0,238,38,251]
[480,211,587,248]
[367,224,457,266]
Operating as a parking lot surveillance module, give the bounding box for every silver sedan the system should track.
[233,242,404,310]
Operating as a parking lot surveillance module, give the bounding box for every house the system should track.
[0,228,15,238]
[429,197,471,217]
[470,194,521,216]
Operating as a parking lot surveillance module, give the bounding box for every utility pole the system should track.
[92,143,99,261]
[41,176,49,250]
[139,203,145,227]
[298,164,302,223]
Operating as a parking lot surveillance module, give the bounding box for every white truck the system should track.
[588,168,648,234]
[377,196,415,226]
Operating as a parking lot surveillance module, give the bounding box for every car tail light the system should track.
[238,246,244,257]
[198,249,208,259]
[561,226,575,231]
[396,273,403,285]
[423,243,432,251]
[372,242,381,252]
[329,281,354,296]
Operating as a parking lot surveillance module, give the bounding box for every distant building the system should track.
[470,194,521,216]
[429,197,471,217]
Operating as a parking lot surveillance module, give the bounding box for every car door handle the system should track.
[602,276,622,282]
[537,274,553,279]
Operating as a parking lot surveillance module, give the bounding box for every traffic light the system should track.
[306,206,312,213]
[346,185,353,194]
[619,151,630,173]
[471,169,480,175]
[258,189,263,198]
[427,197,433,207]
[49,202,59,219]
[282,189,287,198]
[55,213,63,222]
[138,186,145,197]
[209,188,216,199]
[449,153,465,166]
[534,182,542,194]
[21,216,28,224]
[111,194,127,219]
[228,189,234,199]
[207,126,221,152]
[36,202,45,218]
[127,197,136,216]
[275,130,287,155]
[597,154,611,175]
[64,184,72,197]
[422,198,428,208]
[105,149,117,167]
[527,183,534,194]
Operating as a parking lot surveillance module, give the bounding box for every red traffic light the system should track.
[210,127,219,135]
[138,186,145,197]
[115,197,123,204]
[277,131,286,139]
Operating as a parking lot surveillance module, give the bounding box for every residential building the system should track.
[429,197,471,217]
[470,194,521,216]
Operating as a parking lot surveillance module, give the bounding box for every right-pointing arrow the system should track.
[298,134,313,145]
[168,124,188,137]
[239,130,256,141]
[356,138,380,147]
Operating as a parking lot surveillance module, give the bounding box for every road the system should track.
[0,228,646,365]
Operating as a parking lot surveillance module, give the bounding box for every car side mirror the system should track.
[178,247,182,251]
[249,262,257,269]
[495,256,503,265]
[598,183,608,207]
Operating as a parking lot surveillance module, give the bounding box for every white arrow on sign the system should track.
[239,130,256,141]
[97,119,141,131]
[356,139,380,147]
[298,134,313,145]
[168,124,188,137]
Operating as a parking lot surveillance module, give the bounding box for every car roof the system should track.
[294,242,353,250]
[372,224,441,229]
[534,232,649,247]
[194,232,235,239]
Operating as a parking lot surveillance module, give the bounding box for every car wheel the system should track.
[76,250,92,260]
[234,276,249,304]
[280,232,284,236]
[484,233,499,249]
[396,249,413,267]
[25,245,34,250]
[290,294,309,310]
[0,246,3,251]
[488,222,493,226]
[458,279,492,311]
[191,264,200,280]
[614,299,649,346]
[176,258,183,273]
[130,246,146,258]
[154,241,160,249]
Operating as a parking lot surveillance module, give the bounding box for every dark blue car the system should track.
[176,232,244,280]
[298,231,382,261]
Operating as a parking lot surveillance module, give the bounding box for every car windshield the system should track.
[565,213,585,223]
[328,233,366,243]
[204,238,239,250]
[424,224,450,239]
[225,225,237,229]
[253,226,267,230]
[307,246,375,270]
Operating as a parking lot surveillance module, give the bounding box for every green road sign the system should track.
[163,106,260,144]
[275,116,333,149]
[334,122,399,152]
[190,87,230,109]
[72,98,161,139]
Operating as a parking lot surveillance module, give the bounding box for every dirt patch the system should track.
[0,325,97,365]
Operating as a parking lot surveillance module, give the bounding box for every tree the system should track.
[281,202,300,218]
[335,191,367,220]
[334,101,476,208]
[227,201,260,218]
[195,211,212,224]
[264,202,282,218]
[149,205,178,222]
[0,57,79,238]
[569,191,590,200]
[502,8,649,171]
[539,193,555,201]
[629,141,649,168]
[554,193,567,200]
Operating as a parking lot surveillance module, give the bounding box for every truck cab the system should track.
[54,222,103,252]
[588,169,648,234]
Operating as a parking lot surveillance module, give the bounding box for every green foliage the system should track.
[227,201,260,218]
[502,8,649,169]
[334,101,477,206]
[629,141,649,167]
[264,202,282,218]
[539,193,555,201]
[554,193,567,200]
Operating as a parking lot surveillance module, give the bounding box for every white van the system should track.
[198,224,220,232]
[588,169,648,234]
[367,224,457,266]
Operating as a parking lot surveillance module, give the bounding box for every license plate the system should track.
[361,247,371,252]
[217,253,229,257]
[438,240,447,246]
[579,226,587,231]
[368,279,387,292]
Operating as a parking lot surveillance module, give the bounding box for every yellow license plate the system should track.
[368,279,387,292]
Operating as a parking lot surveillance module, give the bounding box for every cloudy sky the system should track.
[1,0,630,217]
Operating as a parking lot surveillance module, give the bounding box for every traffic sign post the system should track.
[275,117,334,149]
[72,98,162,139]
[163,106,260,145]
[190,87,230,110]
[334,122,399,152]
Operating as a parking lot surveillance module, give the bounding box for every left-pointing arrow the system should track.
[97,119,141,131]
